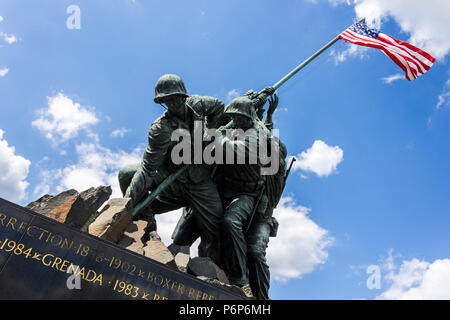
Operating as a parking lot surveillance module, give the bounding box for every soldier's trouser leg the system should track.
[183,179,224,267]
[118,164,179,232]
[247,218,271,300]
[172,210,201,247]
[160,176,224,267]
[119,165,223,265]
[118,164,141,196]
[222,195,255,287]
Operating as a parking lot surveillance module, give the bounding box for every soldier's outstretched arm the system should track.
[126,119,172,205]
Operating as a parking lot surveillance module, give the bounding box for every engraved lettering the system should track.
[51,256,63,270]
[6,217,17,230]
[42,253,54,266]
[0,213,6,226]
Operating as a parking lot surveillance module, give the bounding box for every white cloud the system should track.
[327,0,450,60]
[267,197,333,282]
[381,248,397,272]
[330,44,368,64]
[33,169,56,198]
[154,209,183,246]
[381,73,404,84]
[226,89,241,103]
[0,16,3,23]
[436,77,450,110]
[0,130,31,202]
[328,0,353,5]
[378,257,450,300]
[57,142,142,198]
[33,141,143,201]
[111,128,130,138]
[32,93,99,143]
[0,68,8,77]
[292,140,344,177]
[0,32,17,44]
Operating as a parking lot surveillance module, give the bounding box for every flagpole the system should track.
[272,17,365,90]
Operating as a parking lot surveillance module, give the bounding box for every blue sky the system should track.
[1,0,450,299]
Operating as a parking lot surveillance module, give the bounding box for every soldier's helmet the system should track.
[225,96,257,119]
[154,74,189,104]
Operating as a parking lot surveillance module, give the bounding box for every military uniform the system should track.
[217,97,286,299]
[118,74,225,265]
[246,135,286,300]
[170,94,286,299]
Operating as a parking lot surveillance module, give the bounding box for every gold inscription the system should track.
[0,212,219,300]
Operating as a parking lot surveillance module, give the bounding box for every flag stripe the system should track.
[340,31,422,80]
[338,22,435,81]
[378,34,430,73]
[340,34,416,80]
[342,30,425,75]
[383,49,417,80]
[341,35,414,80]
[378,33,433,69]
[381,33,435,63]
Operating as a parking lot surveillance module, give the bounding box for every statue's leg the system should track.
[246,218,271,300]
[119,165,181,240]
[118,163,141,196]
[221,194,255,287]
[140,197,185,243]
[181,177,224,267]
[139,169,187,242]
[172,209,200,247]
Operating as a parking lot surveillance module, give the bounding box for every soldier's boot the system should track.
[141,213,157,244]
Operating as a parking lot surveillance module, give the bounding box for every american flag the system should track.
[339,22,435,81]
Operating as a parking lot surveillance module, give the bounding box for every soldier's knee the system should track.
[118,168,126,183]
[118,164,140,196]
[118,164,140,183]
[247,245,266,262]
[118,166,130,182]
[222,214,241,233]
[216,202,224,216]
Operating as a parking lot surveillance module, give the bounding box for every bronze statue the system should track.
[118,74,226,266]
[119,74,288,299]
[169,92,287,299]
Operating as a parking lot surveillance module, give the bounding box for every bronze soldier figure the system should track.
[170,90,287,299]
[216,94,286,299]
[118,74,226,266]
[248,94,287,300]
